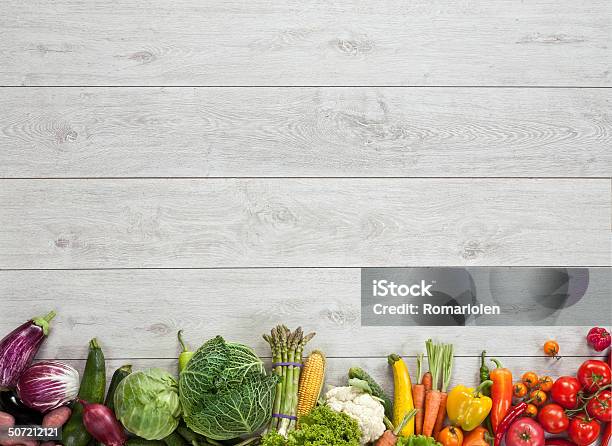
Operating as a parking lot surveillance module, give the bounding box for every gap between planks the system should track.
[2,177,611,180]
[1,86,611,89]
[1,266,609,271]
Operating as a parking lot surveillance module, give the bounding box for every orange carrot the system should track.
[433,392,448,439]
[413,383,426,434]
[433,344,454,439]
[423,340,453,438]
[376,409,417,446]
[413,353,425,434]
[422,371,432,391]
[422,389,442,437]
[376,430,398,446]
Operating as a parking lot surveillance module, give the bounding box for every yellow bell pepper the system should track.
[446,380,493,432]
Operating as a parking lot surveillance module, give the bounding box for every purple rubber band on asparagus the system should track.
[271,361,303,367]
[272,413,298,420]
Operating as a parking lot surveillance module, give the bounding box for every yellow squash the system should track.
[388,354,415,436]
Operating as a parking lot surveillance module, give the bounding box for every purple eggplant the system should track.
[0,390,43,424]
[0,311,56,389]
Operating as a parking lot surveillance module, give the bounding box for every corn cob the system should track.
[297,350,326,418]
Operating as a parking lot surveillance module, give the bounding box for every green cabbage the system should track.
[179,335,278,440]
[114,368,181,440]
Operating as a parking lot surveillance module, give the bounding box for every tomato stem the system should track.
[565,383,612,416]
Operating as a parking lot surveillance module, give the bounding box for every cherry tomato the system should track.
[544,340,560,357]
[568,415,600,446]
[514,382,528,398]
[530,390,547,406]
[577,360,612,392]
[537,403,569,434]
[525,403,538,417]
[438,425,463,446]
[551,376,582,409]
[522,372,539,389]
[539,376,554,392]
[586,389,611,422]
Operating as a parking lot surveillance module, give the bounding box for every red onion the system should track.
[79,399,127,446]
[0,311,56,388]
[16,361,79,412]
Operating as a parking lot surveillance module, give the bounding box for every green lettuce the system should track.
[397,435,443,446]
[261,406,361,446]
[179,336,278,440]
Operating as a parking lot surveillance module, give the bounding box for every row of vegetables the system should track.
[0,313,610,446]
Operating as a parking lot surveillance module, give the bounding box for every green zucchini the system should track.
[176,426,206,446]
[163,431,187,446]
[348,366,393,418]
[93,364,132,446]
[63,338,106,446]
[105,364,132,411]
[176,426,197,443]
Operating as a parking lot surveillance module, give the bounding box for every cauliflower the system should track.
[324,386,386,445]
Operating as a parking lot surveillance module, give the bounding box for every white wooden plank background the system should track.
[1,269,609,359]
[0,0,610,86]
[1,88,610,178]
[1,0,610,443]
[1,179,609,268]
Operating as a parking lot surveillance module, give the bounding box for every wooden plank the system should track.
[1,88,610,178]
[1,269,608,358]
[0,179,609,268]
[0,0,610,86]
[61,357,602,396]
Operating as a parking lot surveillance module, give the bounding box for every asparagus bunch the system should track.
[263,325,315,436]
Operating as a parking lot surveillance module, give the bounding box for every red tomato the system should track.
[577,360,611,392]
[586,389,612,422]
[568,415,600,446]
[537,403,570,434]
[551,376,582,409]
[505,417,545,446]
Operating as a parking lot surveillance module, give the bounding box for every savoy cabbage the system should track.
[179,335,278,440]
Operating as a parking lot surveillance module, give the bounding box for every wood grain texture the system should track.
[1,87,611,178]
[0,0,610,86]
[1,269,608,358]
[0,179,609,268]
